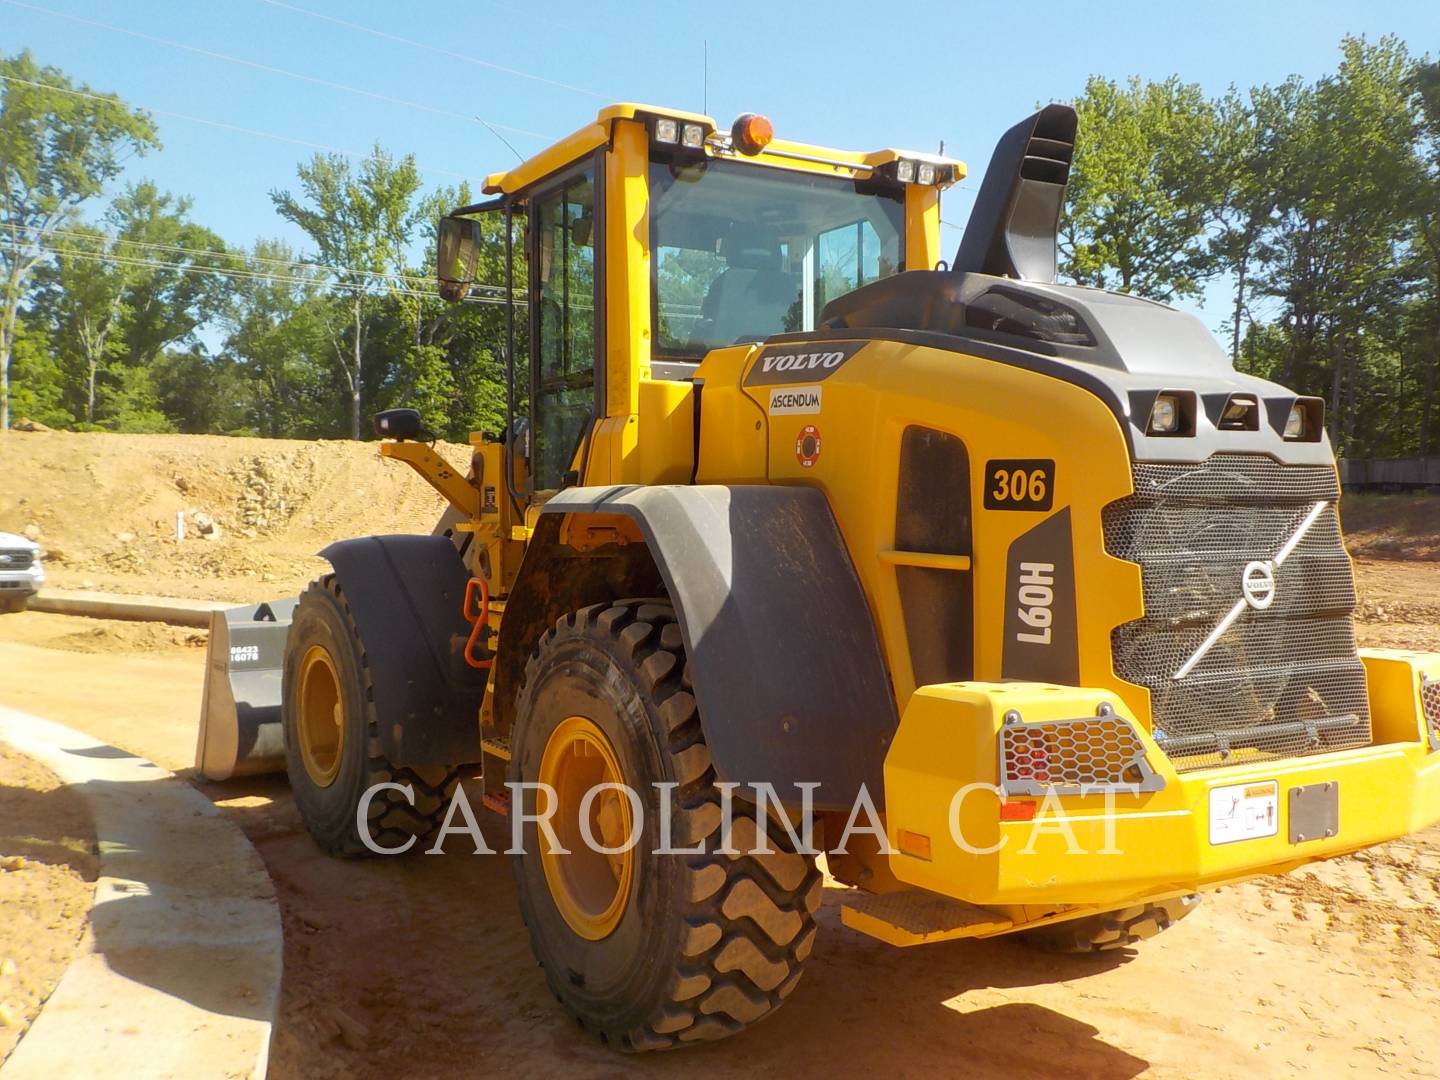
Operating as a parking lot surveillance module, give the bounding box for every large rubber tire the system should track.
[281,575,461,858]
[511,600,822,1051]
[0,595,27,614]
[1017,894,1200,954]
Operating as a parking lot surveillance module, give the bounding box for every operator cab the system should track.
[434,103,964,496]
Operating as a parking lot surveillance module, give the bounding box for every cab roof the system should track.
[481,102,966,196]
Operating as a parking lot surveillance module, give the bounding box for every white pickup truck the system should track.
[0,532,44,613]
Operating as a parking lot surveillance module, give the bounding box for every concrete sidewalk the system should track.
[0,707,282,1080]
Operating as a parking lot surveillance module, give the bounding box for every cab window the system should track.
[650,158,904,359]
[530,169,597,491]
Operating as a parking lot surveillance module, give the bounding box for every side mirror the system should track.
[436,215,480,303]
[373,408,426,441]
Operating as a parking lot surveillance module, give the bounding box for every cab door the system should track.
[528,165,601,493]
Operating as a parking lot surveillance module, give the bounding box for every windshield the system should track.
[650,159,905,359]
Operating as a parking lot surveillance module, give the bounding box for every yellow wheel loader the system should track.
[196,102,1440,1050]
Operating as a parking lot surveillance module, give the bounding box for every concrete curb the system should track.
[30,589,232,628]
[0,706,282,1080]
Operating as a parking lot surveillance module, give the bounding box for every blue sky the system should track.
[4,0,1438,333]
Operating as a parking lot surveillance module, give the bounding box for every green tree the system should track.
[1410,59,1440,454]
[33,182,224,426]
[222,240,336,437]
[271,148,423,439]
[1060,75,1223,301]
[1254,36,1423,453]
[0,50,159,429]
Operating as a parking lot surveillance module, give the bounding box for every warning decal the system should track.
[1208,780,1279,845]
[795,425,822,469]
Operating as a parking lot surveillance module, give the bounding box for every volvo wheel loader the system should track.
[196,102,1440,1050]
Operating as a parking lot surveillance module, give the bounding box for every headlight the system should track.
[1284,403,1309,439]
[681,123,705,149]
[917,162,936,185]
[1148,394,1181,435]
[654,117,679,144]
[895,159,916,183]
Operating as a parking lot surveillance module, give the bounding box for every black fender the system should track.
[503,485,898,811]
[319,534,485,767]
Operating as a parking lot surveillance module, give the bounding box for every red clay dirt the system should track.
[2,431,1439,1078]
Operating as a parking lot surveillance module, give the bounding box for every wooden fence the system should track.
[1338,457,1440,490]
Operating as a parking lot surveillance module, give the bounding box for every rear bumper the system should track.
[883,650,1440,908]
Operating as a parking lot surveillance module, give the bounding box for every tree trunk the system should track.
[86,351,98,424]
[1328,333,1345,455]
[351,295,363,440]
[0,288,18,432]
[1230,240,1248,369]
[1422,340,1437,457]
[0,335,10,433]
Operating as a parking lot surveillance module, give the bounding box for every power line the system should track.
[3,0,552,142]
[254,0,609,101]
[1,239,526,307]
[0,73,475,181]
[14,222,505,295]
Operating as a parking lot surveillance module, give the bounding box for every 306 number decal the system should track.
[984,459,1055,512]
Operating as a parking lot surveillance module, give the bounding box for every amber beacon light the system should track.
[731,112,774,155]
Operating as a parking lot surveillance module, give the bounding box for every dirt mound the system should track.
[0,431,471,602]
[0,746,97,1063]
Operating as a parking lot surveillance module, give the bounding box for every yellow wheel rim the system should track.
[297,644,345,788]
[537,716,635,941]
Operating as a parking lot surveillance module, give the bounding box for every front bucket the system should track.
[195,597,298,781]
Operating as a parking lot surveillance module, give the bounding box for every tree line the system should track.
[2,37,1437,457]
[1061,35,1439,458]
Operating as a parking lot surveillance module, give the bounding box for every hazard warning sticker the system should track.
[1208,780,1279,845]
[795,425,822,468]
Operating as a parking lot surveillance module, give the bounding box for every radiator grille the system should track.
[1104,453,1370,772]
[0,550,33,570]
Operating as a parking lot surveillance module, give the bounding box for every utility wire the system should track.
[11,223,520,296]
[2,0,551,142]
[2,240,527,307]
[0,73,475,181]
[254,0,608,100]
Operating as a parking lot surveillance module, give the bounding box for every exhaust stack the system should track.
[954,104,1077,283]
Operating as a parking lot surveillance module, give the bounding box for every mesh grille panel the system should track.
[1104,454,1371,772]
[998,715,1163,795]
[1422,676,1440,752]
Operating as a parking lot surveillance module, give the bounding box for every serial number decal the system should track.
[230,644,260,664]
[984,459,1055,511]
[768,385,822,415]
[1014,562,1056,645]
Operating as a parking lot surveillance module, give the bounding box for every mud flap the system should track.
[533,485,898,810]
[195,598,296,780]
[319,535,486,768]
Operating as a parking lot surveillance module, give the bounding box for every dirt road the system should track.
[1,605,1437,1079]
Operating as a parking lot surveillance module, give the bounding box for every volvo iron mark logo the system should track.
[1241,560,1277,610]
[1173,500,1329,681]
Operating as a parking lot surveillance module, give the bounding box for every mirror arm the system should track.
[449,196,508,217]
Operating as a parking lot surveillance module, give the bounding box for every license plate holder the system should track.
[1288,782,1339,844]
